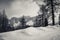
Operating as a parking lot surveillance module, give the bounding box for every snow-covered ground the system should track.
[0,26,60,40]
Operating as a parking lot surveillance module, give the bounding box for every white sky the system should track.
[6,0,39,19]
[0,0,45,19]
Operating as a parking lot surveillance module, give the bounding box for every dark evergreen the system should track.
[0,9,13,32]
[40,5,48,26]
[45,18,48,26]
[0,12,3,32]
[59,14,60,25]
[33,16,38,27]
[1,9,9,32]
[20,16,26,29]
[33,15,42,27]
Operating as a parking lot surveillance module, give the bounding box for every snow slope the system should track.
[0,26,60,40]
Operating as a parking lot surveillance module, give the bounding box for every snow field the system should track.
[0,26,60,40]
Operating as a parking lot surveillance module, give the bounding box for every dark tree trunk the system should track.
[51,0,55,25]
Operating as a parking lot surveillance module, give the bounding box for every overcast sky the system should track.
[0,0,44,19]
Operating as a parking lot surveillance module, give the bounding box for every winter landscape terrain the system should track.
[0,25,60,40]
[0,0,60,40]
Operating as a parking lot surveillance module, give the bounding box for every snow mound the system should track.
[47,25,58,29]
[22,27,40,35]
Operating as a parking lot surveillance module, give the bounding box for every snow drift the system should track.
[0,26,60,40]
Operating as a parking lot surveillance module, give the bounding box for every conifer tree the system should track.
[2,9,8,32]
[59,14,60,25]
[20,16,26,28]
[45,18,48,26]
